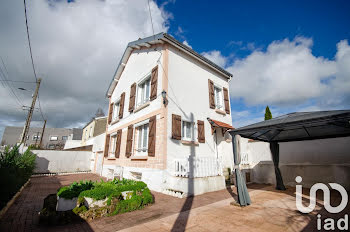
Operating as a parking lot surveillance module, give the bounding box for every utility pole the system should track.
[39,119,46,149]
[19,78,41,144]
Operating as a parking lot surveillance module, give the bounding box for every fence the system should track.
[173,156,223,178]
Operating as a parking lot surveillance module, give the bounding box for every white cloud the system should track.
[182,40,192,49]
[201,50,228,68]
[0,0,169,138]
[227,37,350,107]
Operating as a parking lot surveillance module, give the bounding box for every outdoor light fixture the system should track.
[161,90,167,105]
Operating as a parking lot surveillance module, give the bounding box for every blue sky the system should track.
[158,0,350,127]
[0,0,349,140]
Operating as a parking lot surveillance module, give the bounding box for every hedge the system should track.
[0,146,36,210]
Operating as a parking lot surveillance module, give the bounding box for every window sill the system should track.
[110,119,120,125]
[181,140,199,146]
[215,109,226,115]
[130,156,148,160]
[134,102,150,113]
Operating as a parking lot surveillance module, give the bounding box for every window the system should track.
[89,126,93,138]
[62,136,68,140]
[109,135,117,157]
[135,123,149,156]
[50,136,58,141]
[112,101,120,122]
[137,76,151,107]
[182,121,194,141]
[48,144,55,149]
[32,134,40,141]
[214,86,223,110]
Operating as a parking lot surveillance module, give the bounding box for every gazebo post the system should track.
[232,134,251,206]
[270,142,286,190]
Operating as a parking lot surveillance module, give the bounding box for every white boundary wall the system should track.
[33,150,92,173]
[240,137,350,190]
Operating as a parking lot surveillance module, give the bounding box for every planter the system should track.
[83,197,108,209]
[56,196,78,211]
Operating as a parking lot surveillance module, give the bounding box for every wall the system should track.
[241,137,350,190]
[33,150,92,173]
[166,45,234,174]
[103,44,166,171]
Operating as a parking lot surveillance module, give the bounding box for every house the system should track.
[81,116,107,146]
[99,33,235,195]
[63,116,107,172]
[1,126,82,149]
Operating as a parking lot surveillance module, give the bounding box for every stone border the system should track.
[31,171,92,177]
[0,178,31,220]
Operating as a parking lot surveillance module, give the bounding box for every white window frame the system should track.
[136,74,151,107]
[109,134,117,157]
[214,84,223,110]
[181,120,195,141]
[50,136,58,141]
[32,134,41,141]
[112,100,120,122]
[48,144,55,149]
[135,120,149,156]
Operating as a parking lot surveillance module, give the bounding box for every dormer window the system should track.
[137,76,151,107]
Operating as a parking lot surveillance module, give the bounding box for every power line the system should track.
[0,80,36,83]
[23,0,37,82]
[23,0,46,121]
[147,0,155,40]
[0,57,24,107]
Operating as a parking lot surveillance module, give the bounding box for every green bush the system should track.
[57,178,154,218]
[72,205,87,215]
[57,180,94,199]
[0,145,36,210]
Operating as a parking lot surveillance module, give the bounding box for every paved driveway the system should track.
[0,174,347,231]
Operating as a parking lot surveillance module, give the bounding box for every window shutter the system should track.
[197,120,205,143]
[115,129,122,158]
[125,125,134,157]
[150,66,158,101]
[119,92,125,119]
[129,83,136,112]
[208,79,215,109]
[223,87,230,114]
[172,114,181,140]
[108,103,113,124]
[148,115,156,156]
[104,135,110,157]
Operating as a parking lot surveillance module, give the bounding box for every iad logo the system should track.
[295,176,348,230]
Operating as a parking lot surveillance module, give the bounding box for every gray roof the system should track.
[230,110,350,142]
[106,32,233,97]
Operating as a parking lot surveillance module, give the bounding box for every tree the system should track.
[264,106,272,120]
[95,108,105,117]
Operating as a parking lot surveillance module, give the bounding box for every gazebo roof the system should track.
[229,110,350,142]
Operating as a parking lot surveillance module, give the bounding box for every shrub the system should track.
[0,145,36,210]
[57,180,94,199]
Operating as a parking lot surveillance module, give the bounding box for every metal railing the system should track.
[173,156,223,178]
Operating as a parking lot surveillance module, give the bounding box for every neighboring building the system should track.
[64,116,107,171]
[81,116,107,146]
[99,33,235,195]
[1,126,82,150]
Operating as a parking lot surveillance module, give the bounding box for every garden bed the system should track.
[39,178,154,224]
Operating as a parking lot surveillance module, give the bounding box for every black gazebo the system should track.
[229,110,350,206]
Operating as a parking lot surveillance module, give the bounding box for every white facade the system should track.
[239,136,350,190]
[101,34,234,196]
